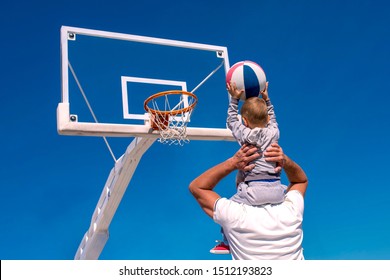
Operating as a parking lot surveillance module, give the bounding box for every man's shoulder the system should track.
[214,198,241,214]
[214,198,245,224]
[286,190,304,199]
[283,190,304,216]
[214,193,304,227]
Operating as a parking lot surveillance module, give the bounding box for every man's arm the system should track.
[283,155,308,196]
[264,143,308,196]
[190,143,307,218]
[189,145,260,218]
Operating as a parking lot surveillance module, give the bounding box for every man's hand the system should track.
[227,81,244,100]
[189,144,260,218]
[231,144,260,172]
[264,142,285,173]
[261,81,269,101]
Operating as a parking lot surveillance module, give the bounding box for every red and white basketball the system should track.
[226,60,267,100]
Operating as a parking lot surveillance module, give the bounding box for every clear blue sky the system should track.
[1,0,390,260]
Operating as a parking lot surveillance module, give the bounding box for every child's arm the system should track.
[226,82,252,144]
[227,82,275,145]
[262,82,278,129]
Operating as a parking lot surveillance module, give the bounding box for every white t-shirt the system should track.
[214,190,304,260]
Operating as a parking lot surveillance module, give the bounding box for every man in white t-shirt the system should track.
[189,143,308,260]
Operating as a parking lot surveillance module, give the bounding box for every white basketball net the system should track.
[145,91,197,145]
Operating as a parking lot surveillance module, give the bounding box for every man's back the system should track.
[214,190,304,260]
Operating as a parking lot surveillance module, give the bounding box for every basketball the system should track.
[226,60,267,100]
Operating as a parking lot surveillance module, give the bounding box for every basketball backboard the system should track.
[57,26,234,141]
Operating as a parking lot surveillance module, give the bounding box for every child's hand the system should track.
[261,82,269,101]
[227,81,244,100]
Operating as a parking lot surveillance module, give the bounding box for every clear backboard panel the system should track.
[57,26,234,141]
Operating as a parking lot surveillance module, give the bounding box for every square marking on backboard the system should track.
[121,76,187,120]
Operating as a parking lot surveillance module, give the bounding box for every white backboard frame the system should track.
[57,26,234,141]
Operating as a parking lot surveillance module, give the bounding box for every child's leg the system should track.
[210,227,230,254]
[221,227,228,244]
[236,170,245,187]
[230,182,251,204]
[210,172,244,255]
[246,181,285,205]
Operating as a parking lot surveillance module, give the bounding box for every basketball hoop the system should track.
[144,90,198,145]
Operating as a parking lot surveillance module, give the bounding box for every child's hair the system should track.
[240,97,268,127]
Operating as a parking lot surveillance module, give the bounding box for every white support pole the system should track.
[74,137,156,260]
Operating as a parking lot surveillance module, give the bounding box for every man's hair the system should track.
[240,97,268,127]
